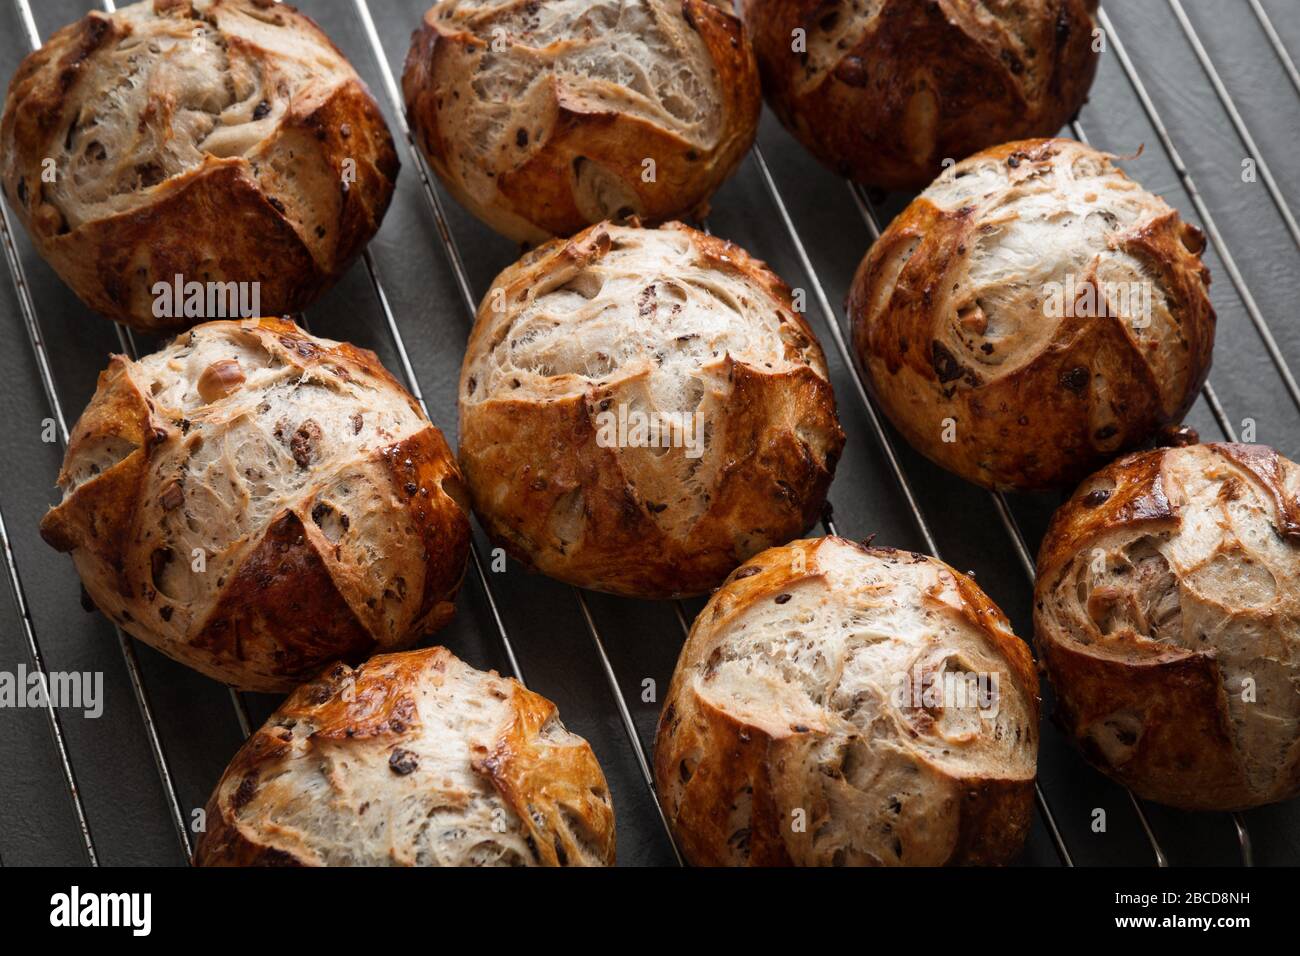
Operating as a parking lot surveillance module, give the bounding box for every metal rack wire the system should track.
[0,0,1295,867]
[1,0,196,862]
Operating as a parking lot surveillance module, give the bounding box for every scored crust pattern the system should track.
[194,646,616,866]
[1036,443,1300,810]
[655,537,1039,866]
[458,221,844,598]
[41,319,471,692]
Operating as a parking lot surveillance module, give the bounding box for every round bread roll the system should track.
[402,0,759,244]
[193,646,616,866]
[1035,443,1300,811]
[849,138,1216,491]
[0,0,398,332]
[39,319,471,693]
[739,0,1100,190]
[654,537,1039,866]
[458,221,844,599]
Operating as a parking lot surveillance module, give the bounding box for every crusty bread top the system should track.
[195,646,615,866]
[403,0,758,242]
[740,0,1099,189]
[850,138,1215,490]
[40,318,471,691]
[911,139,1205,394]
[463,221,827,403]
[423,0,731,195]
[689,538,1037,778]
[462,221,835,544]
[1036,443,1300,799]
[657,537,1039,865]
[792,0,1096,103]
[65,320,427,618]
[7,0,358,230]
[429,0,726,146]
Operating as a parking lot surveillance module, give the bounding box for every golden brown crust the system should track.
[655,537,1039,866]
[38,355,154,563]
[458,221,844,598]
[740,0,1100,190]
[378,429,473,636]
[1034,448,1176,583]
[849,138,1216,491]
[40,319,471,692]
[1035,443,1300,810]
[194,647,616,866]
[188,508,378,679]
[471,677,615,866]
[0,0,398,332]
[402,0,760,243]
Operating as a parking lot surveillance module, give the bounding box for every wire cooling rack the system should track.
[2,0,1298,867]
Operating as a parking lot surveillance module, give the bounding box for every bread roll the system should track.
[458,221,844,599]
[1035,443,1300,810]
[193,646,616,866]
[40,319,470,693]
[849,138,1216,491]
[739,0,1100,190]
[0,0,398,332]
[402,0,759,243]
[655,537,1039,866]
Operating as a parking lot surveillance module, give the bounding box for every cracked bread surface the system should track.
[402,0,759,243]
[40,318,470,692]
[0,0,398,331]
[655,537,1039,866]
[194,646,616,866]
[458,221,844,598]
[849,138,1216,491]
[740,0,1100,190]
[1036,443,1300,810]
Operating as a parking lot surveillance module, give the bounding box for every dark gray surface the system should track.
[0,0,1297,867]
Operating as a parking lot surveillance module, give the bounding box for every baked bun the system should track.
[402,0,760,244]
[1035,443,1300,811]
[194,646,616,866]
[740,0,1100,190]
[0,0,398,332]
[40,319,470,693]
[458,221,844,599]
[654,537,1039,866]
[849,138,1215,492]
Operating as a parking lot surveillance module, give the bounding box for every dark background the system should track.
[1,0,1297,867]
